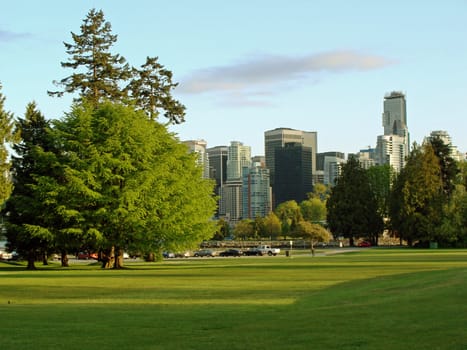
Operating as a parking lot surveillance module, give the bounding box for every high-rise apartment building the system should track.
[227,141,251,181]
[375,91,410,171]
[220,141,252,224]
[242,162,272,219]
[183,139,210,179]
[316,152,346,186]
[376,135,407,173]
[207,145,228,218]
[424,130,462,162]
[274,142,313,206]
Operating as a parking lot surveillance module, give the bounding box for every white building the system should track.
[242,163,272,219]
[424,130,463,162]
[183,140,210,179]
[376,135,407,173]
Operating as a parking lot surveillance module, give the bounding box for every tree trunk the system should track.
[102,246,115,269]
[311,240,315,257]
[349,236,355,246]
[61,251,69,267]
[42,252,48,265]
[113,247,124,269]
[26,250,36,270]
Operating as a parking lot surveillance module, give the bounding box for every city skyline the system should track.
[1,1,466,157]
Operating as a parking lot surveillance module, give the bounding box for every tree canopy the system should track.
[0,83,18,205]
[49,8,185,124]
[326,157,384,246]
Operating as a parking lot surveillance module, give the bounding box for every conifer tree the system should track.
[126,56,186,124]
[326,157,384,246]
[0,83,17,205]
[49,8,130,105]
[3,102,54,269]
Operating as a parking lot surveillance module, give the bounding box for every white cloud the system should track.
[0,29,32,42]
[179,50,395,100]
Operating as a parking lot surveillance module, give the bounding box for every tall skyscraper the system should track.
[207,145,228,218]
[274,142,313,206]
[375,91,410,171]
[220,141,252,224]
[207,145,228,192]
[183,139,210,179]
[226,141,251,181]
[242,162,272,219]
[264,128,317,185]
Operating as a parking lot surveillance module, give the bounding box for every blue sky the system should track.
[1,0,466,156]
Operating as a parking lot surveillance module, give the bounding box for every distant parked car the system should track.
[163,252,175,258]
[174,251,191,258]
[193,249,217,257]
[219,249,242,257]
[243,248,263,256]
[77,252,90,259]
[358,241,372,247]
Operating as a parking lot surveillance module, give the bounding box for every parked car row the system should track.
[163,247,281,259]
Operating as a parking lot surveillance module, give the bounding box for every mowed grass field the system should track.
[0,249,466,350]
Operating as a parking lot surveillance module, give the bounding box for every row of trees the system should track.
[0,9,217,269]
[219,184,332,249]
[227,138,466,250]
[327,142,466,247]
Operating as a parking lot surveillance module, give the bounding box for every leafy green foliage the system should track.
[389,143,443,245]
[326,157,384,245]
[233,219,255,240]
[262,211,282,239]
[52,102,216,266]
[293,220,332,249]
[3,102,55,269]
[0,83,18,205]
[274,200,302,238]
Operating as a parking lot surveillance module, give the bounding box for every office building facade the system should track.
[274,142,313,206]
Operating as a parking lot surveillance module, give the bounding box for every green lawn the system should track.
[0,249,466,349]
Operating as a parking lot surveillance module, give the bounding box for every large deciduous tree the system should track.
[326,157,384,246]
[274,200,302,239]
[262,212,282,239]
[293,221,332,254]
[53,102,215,268]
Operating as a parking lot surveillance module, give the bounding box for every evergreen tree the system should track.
[367,164,393,219]
[389,143,443,246]
[427,136,459,198]
[126,56,186,124]
[0,83,18,205]
[49,8,130,105]
[3,102,54,269]
[326,157,384,246]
